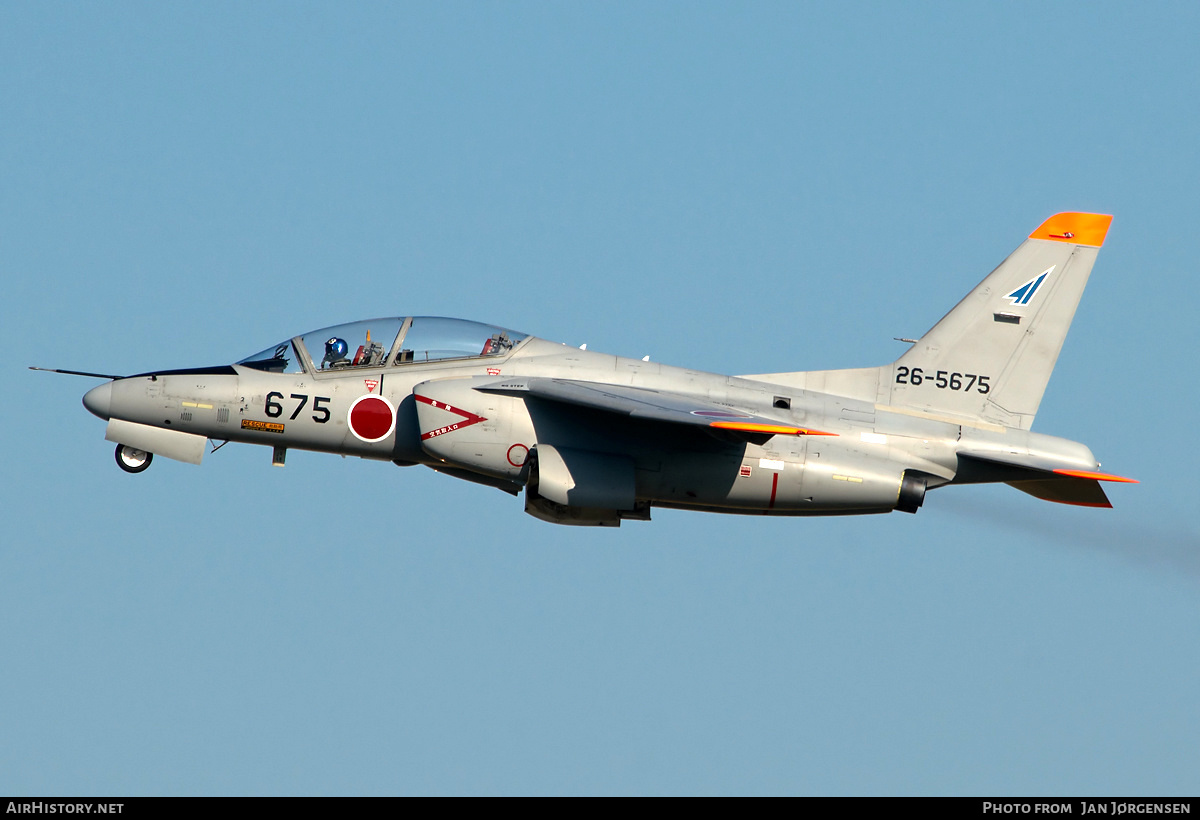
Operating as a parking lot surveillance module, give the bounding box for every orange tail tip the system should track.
[1029,212,1113,247]
[1052,468,1138,483]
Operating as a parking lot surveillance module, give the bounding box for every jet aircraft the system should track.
[36,212,1135,526]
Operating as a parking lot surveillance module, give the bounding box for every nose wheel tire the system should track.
[115,444,153,473]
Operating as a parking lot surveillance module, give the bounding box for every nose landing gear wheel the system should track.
[115,444,153,473]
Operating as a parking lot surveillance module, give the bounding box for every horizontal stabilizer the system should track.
[1008,478,1111,508]
[956,451,1134,508]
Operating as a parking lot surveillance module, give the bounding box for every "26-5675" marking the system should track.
[895,368,991,393]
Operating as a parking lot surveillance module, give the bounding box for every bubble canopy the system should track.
[237,317,529,374]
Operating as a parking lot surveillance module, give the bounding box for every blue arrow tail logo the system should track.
[1005,266,1055,306]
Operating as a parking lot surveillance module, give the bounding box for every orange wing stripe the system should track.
[710,421,837,436]
[1052,469,1138,483]
[1029,213,1113,247]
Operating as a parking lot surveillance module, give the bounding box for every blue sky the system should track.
[3,2,1198,795]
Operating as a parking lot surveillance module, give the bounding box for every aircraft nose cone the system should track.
[82,381,113,420]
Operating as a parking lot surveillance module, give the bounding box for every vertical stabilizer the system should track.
[888,212,1111,430]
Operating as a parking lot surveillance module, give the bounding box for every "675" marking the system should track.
[265,392,332,422]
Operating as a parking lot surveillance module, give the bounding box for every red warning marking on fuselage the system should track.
[507,443,529,467]
[415,394,488,441]
[364,379,379,393]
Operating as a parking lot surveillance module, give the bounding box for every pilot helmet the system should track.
[325,337,348,360]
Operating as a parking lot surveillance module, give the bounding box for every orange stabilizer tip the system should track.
[1052,469,1138,484]
[709,422,838,436]
[1029,213,1113,247]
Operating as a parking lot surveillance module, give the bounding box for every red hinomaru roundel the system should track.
[347,394,396,443]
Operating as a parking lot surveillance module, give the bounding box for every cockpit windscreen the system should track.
[237,340,305,374]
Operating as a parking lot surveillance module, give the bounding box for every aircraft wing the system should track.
[474,377,836,438]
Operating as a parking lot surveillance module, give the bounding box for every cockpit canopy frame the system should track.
[237,316,529,376]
